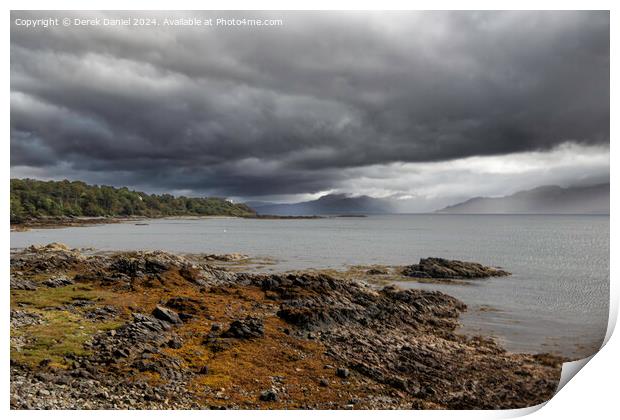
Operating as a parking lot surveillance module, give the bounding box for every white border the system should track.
[3,2,616,419]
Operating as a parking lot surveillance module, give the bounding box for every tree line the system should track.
[10,178,255,223]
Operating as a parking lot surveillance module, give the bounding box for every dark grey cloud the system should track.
[10,11,610,199]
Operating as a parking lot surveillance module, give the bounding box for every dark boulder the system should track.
[402,258,510,279]
[152,306,182,325]
[221,317,264,339]
[259,389,278,402]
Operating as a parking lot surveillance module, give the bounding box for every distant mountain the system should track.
[248,193,395,216]
[437,183,609,214]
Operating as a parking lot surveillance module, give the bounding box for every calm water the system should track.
[11,215,609,359]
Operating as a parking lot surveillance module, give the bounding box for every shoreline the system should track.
[10,227,599,360]
[12,212,607,232]
[11,216,146,232]
[10,214,333,232]
[10,244,563,409]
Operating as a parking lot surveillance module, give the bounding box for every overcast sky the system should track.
[10,11,609,210]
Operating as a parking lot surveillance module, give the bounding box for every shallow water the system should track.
[11,214,609,359]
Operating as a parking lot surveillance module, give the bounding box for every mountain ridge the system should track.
[437,183,609,214]
[248,193,395,216]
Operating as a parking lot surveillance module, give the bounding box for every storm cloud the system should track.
[10,11,610,203]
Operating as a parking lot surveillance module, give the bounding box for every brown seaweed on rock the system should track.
[10,245,560,409]
[259,272,559,409]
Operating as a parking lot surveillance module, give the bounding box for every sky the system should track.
[10,11,609,211]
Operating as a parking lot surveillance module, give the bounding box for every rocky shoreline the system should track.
[10,216,142,231]
[10,214,327,231]
[10,244,563,409]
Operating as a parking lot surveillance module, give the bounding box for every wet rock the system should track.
[152,306,182,325]
[221,317,264,339]
[402,258,510,279]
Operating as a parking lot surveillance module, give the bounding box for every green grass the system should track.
[11,309,124,368]
[11,284,125,367]
[11,284,110,309]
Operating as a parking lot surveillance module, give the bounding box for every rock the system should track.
[366,268,388,275]
[167,337,183,349]
[71,368,94,379]
[132,360,159,373]
[84,305,119,321]
[204,253,248,262]
[402,258,510,279]
[53,375,71,385]
[259,389,278,402]
[113,349,129,358]
[152,306,182,325]
[11,310,44,328]
[27,242,70,252]
[109,252,179,277]
[42,276,74,288]
[88,313,173,366]
[221,317,264,339]
[10,277,37,290]
[9,245,561,410]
